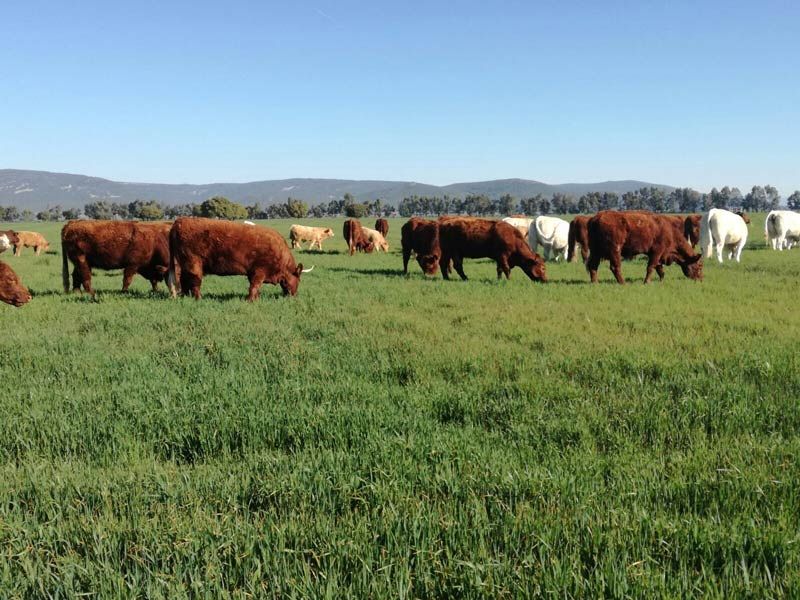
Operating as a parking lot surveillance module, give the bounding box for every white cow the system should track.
[529,216,570,261]
[765,210,800,250]
[360,227,389,252]
[700,208,749,263]
[0,234,10,254]
[502,216,534,240]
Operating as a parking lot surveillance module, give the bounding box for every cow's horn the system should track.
[301,265,315,273]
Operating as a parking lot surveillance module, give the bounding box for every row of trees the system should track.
[2,186,799,223]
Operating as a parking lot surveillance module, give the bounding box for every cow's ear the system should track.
[295,264,304,277]
[687,254,701,264]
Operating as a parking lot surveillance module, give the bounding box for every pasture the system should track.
[0,214,798,597]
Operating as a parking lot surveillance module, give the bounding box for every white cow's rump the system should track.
[360,227,389,252]
[765,210,800,250]
[289,225,335,250]
[700,208,749,263]
[529,216,570,261]
[502,216,534,240]
[0,234,9,253]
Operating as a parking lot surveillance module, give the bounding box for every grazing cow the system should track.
[375,218,389,238]
[438,217,547,282]
[586,211,703,284]
[0,260,31,306]
[567,216,590,263]
[501,216,534,240]
[360,227,389,252]
[530,216,570,261]
[343,219,374,254]
[168,217,312,301]
[289,225,335,250]
[765,210,800,250]
[700,208,749,263]
[61,220,172,295]
[0,230,19,254]
[401,218,441,275]
[13,231,50,256]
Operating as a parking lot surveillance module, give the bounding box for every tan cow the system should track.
[14,231,50,256]
[360,227,389,252]
[289,225,335,250]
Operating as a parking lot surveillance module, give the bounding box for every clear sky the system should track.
[1,0,798,194]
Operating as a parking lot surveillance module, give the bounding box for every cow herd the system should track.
[0,209,796,307]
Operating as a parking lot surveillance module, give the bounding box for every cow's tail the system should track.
[348,222,354,255]
[567,221,577,262]
[167,229,178,298]
[700,210,713,258]
[765,212,776,243]
[61,238,70,293]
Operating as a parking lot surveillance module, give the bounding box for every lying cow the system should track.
[530,216,570,261]
[0,260,31,306]
[567,216,590,263]
[586,211,703,284]
[360,227,389,252]
[765,210,800,250]
[61,220,172,295]
[375,218,389,238]
[0,230,19,254]
[501,216,534,240]
[289,224,335,250]
[168,217,313,300]
[438,217,547,282]
[700,208,749,263]
[14,231,50,256]
[401,217,441,275]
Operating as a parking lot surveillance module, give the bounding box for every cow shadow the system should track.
[294,249,342,255]
[326,266,408,278]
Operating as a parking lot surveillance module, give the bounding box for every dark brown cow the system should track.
[0,260,31,307]
[61,221,172,296]
[343,219,374,254]
[401,217,440,275]
[567,216,590,263]
[375,218,389,238]
[438,218,547,282]
[168,217,311,301]
[683,214,702,247]
[736,210,751,225]
[586,211,703,284]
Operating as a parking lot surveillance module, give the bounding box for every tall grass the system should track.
[0,215,797,597]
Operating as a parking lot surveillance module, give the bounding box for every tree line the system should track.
[2,186,799,223]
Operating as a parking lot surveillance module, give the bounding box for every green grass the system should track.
[0,215,798,598]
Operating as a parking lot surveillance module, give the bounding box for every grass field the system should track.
[0,214,798,597]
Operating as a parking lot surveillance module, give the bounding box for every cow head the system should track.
[521,253,548,283]
[678,254,703,281]
[0,263,32,307]
[323,228,334,239]
[280,264,314,296]
[416,253,440,276]
[736,211,751,225]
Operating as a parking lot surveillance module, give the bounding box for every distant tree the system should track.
[21,209,33,221]
[111,202,129,219]
[85,201,113,220]
[344,203,368,218]
[743,186,767,211]
[787,191,800,210]
[62,207,80,220]
[36,205,62,221]
[3,206,20,221]
[197,196,248,220]
[765,185,781,209]
[497,194,516,215]
[285,198,309,219]
[128,200,164,220]
[165,203,197,218]
[310,203,326,218]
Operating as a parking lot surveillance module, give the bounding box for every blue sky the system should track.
[1,0,798,194]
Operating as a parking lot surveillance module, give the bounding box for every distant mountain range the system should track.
[0,169,675,211]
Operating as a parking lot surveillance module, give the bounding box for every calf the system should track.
[374,218,389,238]
[586,211,703,284]
[61,220,172,295]
[289,225,335,250]
[567,216,590,263]
[438,217,547,282]
[13,231,50,256]
[401,217,441,275]
[0,260,31,306]
[168,217,312,301]
[360,227,389,252]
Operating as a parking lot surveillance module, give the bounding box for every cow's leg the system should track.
[497,256,511,280]
[180,265,202,299]
[246,272,265,302]
[587,253,601,283]
[644,254,659,283]
[655,264,666,281]
[735,241,745,263]
[121,266,137,292]
[75,255,94,295]
[402,247,411,274]
[13,245,20,257]
[776,235,784,251]
[543,245,551,261]
[715,241,724,263]
[453,256,468,281]
[440,253,451,280]
[610,254,625,285]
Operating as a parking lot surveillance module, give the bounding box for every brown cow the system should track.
[0,230,19,254]
[401,217,441,275]
[438,217,547,282]
[0,260,31,306]
[14,231,50,256]
[61,220,172,295]
[567,216,590,263]
[168,217,312,301]
[343,219,374,254]
[586,211,703,284]
[683,214,702,248]
[375,218,389,238]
